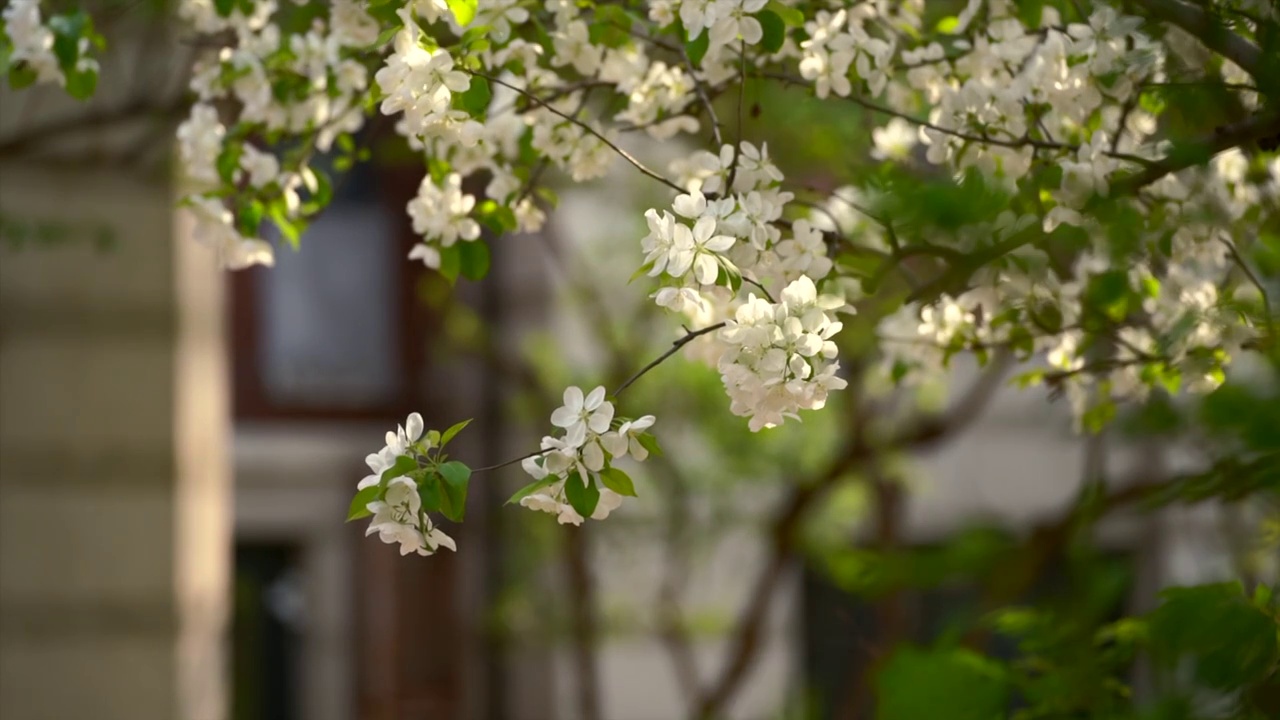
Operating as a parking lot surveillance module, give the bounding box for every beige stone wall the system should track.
[0,162,229,720]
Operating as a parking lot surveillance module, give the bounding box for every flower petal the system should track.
[405,412,424,442]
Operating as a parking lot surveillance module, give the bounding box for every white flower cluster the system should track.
[799,7,893,99]
[375,12,480,147]
[357,413,458,557]
[152,0,1271,438]
[640,140,852,428]
[1,0,66,86]
[519,386,655,525]
[176,0,378,269]
[648,140,837,319]
[407,173,482,268]
[717,277,848,431]
[904,3,1163,193]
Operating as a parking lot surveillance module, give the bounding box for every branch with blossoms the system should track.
[4,0,1279,563]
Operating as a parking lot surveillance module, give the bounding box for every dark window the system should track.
[233,543,304,720]
[230,160,435,420]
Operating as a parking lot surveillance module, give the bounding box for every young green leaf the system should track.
[446,0,478,26]
[459,239,491,281]
[64,68,97,101]
[382,455,420,483]
[8,64,39,91]
[439,460,472,488]
[346,486,380,522]
[439,418,472,448]
[685,28,710,66]
[637,433,664,458]
[599,467,637,497]
[438,244,462,284]
[457,76,491,117]
[876,647,1008,720]
[506,475,557,505]
[418,475,444,513]
[766,0,803,26]
[758,11,786,54]
[564,471,600,519]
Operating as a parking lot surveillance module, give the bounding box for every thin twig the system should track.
[724,41,748,190]
[1222,238,1275,340]
[1132,0,1263,77]
[695,354,1014,718]
[757,71,1154,166]
[681,45,724,147]
[470,448,551,474]
[612,321,728,397]
[741,275,775,302]
[472,71,686,194]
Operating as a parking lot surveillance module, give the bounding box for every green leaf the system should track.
[346,486,380,522]
[439,419,472,448]
[446,0,478,26]
[599,467,637,497]
[237,199,265,237]
[418,475,444,513]
[269,203,304,249]
[589,20,632,48]
[8,62,37,90]
[458,240,491,281]
[375,24,400,48]
[685,27,710,66]
[564,471,600,519]
[64,68,97,101]
[456,76,491,117]
[382,455,419,483]
[935,16,960,34]
[438,471,468,522]
[307,167,333,210]
[637,433,663,458]
[766,0,804,26]
[439,460,471,488]
[1084,270,1132,322]
[629,263,655,284]
[48,13,90,70]
[594,4,634,31]
[1149,582,1280,690]
[216,144,242,184]
[757,11,786,54]
[438,244,462,284]
[876,646,1008,720]
[506,475,557,505]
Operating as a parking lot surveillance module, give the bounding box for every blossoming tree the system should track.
[4,0,1279,716]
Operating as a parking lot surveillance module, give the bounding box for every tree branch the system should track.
[472,71,686,194]
[611,322,727,397]
[694,355,1013,718]
[0,97,184,160]
[1132,0,1263,77]
[1108,109,1280,195]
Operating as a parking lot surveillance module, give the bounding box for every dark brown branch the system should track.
[694,354,1014,718]
[0,97,183,159]
[757,71,1153,166]
[1132,0,1263,77]
[1108,110,1280,195]
[472,71,686,194]
[1222,238,1275,341]
[611,322,727,397]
